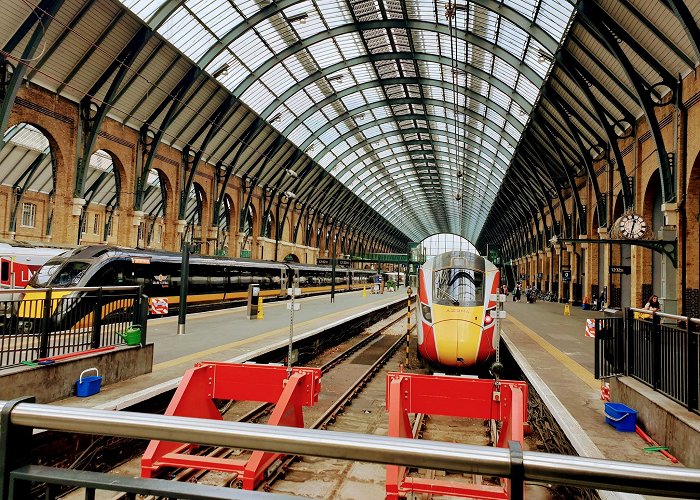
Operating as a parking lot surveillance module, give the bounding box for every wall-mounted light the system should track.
[285,168,298,178]
[288,12,309,24]
[284,191,297,199]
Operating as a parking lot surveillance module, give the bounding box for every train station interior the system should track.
[2,0,700,499]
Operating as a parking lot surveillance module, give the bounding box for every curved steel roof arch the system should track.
[278,77,524,140]
[260,51,534,125]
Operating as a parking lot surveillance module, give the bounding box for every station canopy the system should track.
[6,0,697,251]
[118,0,575,243]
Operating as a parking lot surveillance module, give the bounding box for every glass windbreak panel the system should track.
[433,268,484,307]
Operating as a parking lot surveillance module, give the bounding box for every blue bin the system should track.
[76,368,102,397]
[604,402,637,432]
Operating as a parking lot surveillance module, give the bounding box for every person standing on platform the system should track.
[644,294,661,313]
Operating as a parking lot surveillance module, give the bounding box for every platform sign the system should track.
[287,287,301,297]
[609,266,631,275]
[286,302,301,311]
[317,258,331,266]
[149,297,169,315]
[562,270,572,282]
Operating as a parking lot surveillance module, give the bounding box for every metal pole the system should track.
[287,273,296,378]
[177,242,190,335]
[330,228,336,303]
[405,286,411,367]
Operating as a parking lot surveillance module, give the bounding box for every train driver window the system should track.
[434,269,483,306]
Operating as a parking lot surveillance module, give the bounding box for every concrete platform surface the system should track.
[502,300,686,471]
[52,290,408,410]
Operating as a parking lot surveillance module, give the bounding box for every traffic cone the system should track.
[257,296,264,319]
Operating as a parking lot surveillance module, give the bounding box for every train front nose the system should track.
[433,319,484,368]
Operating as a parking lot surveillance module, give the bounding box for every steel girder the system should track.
[578,0,676,204]
[135,65,202,211]
[211,118,264,234]
[0,0,65,145]
[264,51,531,127]
[557,53,633,210]
[178,94,238,219]
[661,0,700,62]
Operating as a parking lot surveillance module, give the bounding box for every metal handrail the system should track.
[629,307,689,322]
[0,286,141,294]
[5,401,700,498]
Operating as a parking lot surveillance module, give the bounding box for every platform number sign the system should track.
[486,245,501,266]
[562,270,572,282]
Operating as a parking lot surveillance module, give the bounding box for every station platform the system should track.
[502,299,696,473]
[52,290,409,410]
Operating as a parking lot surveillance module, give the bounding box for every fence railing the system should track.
[595,308,700,415]
[626,308,699,414]
[0,287,148,369]
[1,398,699,499]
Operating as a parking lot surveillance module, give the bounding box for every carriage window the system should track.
[433,269,483,306]
[1,261,9,282]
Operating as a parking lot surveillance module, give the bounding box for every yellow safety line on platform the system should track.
[152,297,396,372]
[505,314,599,391]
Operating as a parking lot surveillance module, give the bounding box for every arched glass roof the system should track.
[119,0,575,241]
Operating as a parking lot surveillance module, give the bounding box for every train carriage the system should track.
[416,251,500,370]
[15,245,375,333]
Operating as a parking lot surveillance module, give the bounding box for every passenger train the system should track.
[16,245,376,332]
[0,240,68,289]
[416,251,500,370]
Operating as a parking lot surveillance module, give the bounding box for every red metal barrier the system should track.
[385,372,528,499]
[141,362,321,489]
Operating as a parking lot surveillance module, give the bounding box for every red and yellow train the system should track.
[416,251,500,369]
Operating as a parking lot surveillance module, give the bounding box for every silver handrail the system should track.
[629,307,695,323]
[5,401,700,498]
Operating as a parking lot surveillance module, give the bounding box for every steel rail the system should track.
[5,401,700,497]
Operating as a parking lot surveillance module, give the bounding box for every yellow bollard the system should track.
[564,303,570,316]
[257,296,264,319]
[362,286,367,298]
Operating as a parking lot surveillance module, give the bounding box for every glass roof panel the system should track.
[120,0,576,242]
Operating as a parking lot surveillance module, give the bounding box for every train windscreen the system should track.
[433,269,484,306]
[30,261,90,287]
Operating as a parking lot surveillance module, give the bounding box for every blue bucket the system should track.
[604,402,637,432]
[76,368,102,397]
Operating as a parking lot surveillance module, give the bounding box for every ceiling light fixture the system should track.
[327,74,344,82]
[288,12,309,24]
[212,63,229,78]
[270,112,283,123]
[536,49,554,64]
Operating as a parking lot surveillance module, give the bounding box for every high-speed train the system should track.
[15,245,375,332]
[416,251,500,369]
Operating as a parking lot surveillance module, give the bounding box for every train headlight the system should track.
[421,304,432,322]
[484,311,494,325]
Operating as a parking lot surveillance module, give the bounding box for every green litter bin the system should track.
[119,325,142,346]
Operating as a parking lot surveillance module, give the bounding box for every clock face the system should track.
[620,214,648,239]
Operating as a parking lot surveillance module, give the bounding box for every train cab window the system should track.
[1,261,9,283]
[433,269,483,306]
[28,260,63,287]
[52,261,91,287]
